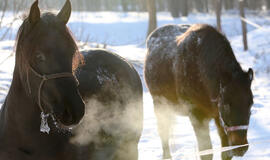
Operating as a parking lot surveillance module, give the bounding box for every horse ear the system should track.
[29,0,40,24]
[57,0,71,24]
[247,68,254,82]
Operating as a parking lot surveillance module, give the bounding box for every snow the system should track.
[40,112,51,134]
[1,11,270,160]
[146,24,188,59]
[96,67,117,85]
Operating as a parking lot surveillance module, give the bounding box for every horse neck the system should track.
[0,68,71,156]
[200,55,242,100]
[0,67,41,144]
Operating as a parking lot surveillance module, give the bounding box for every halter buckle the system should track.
[42,75,48,81]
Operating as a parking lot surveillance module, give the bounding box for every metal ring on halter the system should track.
[27,66,78,113]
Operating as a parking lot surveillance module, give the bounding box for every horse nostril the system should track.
[62,107,74,125]
[229,131,248,144]
[228,131,249,157]
[61,101,84,126]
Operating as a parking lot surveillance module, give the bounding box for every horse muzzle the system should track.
[57,97,85,127]
[228,130,249,157]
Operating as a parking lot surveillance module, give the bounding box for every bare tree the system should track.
[180,0,188,16]
[246,0,259,10]
[168,0,180,18]
[121,0,128,11]
[138,0,147,11]
[239,0,248,50]
[194,0,204,12]
[147,0,157,36]
[0,0,24,41]
[156,0,166,11]
[0,0,8,29]
[215,0,222,32]
[267,0,270,10]
[204,0,209,12]
[224,0,234,10]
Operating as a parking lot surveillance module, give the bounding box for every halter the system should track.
[216,83,249,134]
[219,114,249,135]
[27,66,78,113]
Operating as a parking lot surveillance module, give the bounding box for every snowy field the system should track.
[0,12,270,160]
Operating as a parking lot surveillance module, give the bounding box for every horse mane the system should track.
[15,12,83,75]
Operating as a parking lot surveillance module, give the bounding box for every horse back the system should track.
[145,24,227,116]
[73,49,143,153]
[77,49,142,102]
[145,25,190,104]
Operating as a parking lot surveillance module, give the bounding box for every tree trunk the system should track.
[204,0,209,12]
[168,0,180,18]
[121,0,128,12]
[194,0,204,12]
[147,0,157,36]
[0,0,8,29]
[156,0,166,11]
[267,0,270,9]
[138,0,147,11]
[180,0,188,16]
[224,0,234,10]
[247,0,257,10]
[239,0,248,51]
[215,0,222,32]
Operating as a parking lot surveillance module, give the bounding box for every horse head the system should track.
[218,68,254,156]
[15,0,85,130]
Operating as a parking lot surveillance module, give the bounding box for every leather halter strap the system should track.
[27,66,78,113]
[219,115,249,134]
[215,85,249,134]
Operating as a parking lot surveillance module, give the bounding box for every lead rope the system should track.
[27,66,76,134]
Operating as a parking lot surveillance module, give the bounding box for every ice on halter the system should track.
[40,112,50,134]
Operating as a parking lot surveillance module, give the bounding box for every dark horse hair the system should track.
[0,0,86,159]
[15,10,83,76]
[0,1,143,159]
[145,24,253,160]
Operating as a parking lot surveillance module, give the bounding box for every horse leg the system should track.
[214,117,233,160]
[189,115,213,160]
[153,98,174,159]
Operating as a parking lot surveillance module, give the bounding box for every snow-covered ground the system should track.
[1,12,270,160]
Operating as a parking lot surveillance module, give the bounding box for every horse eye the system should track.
[36,52,46,62]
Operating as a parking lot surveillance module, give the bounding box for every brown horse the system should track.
[0,1,143,160]
[144,24,253,160]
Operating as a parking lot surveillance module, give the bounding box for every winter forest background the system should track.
[1,0,270,41]
[1,0,270,12]
[1,0,270,160]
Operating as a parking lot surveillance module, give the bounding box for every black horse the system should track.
[144,24,254,160]
[0,1,143,160]
[73,49,143,160]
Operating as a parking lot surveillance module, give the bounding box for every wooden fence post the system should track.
[239,0,248,51]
